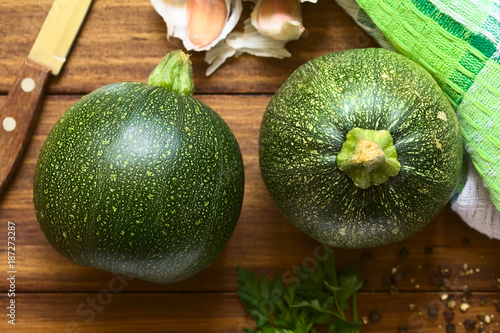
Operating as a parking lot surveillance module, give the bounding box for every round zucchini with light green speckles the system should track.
[259,48,462,248]
[33,51,244,283]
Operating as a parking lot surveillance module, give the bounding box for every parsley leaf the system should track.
[237,248,362,333]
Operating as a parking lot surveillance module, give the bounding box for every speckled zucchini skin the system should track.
[33,82,244,283]
[259,48,462,248]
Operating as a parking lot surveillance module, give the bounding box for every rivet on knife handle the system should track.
[0,60,51,194]
[0,0,92,196]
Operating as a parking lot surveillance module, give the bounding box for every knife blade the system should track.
[0,0,93,195]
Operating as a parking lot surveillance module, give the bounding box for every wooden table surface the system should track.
[1,1,499,332]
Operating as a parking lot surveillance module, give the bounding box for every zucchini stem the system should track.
[147,50,195,97]
[337,127,401,189]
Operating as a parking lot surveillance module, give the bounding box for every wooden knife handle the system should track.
[0,59,51,195]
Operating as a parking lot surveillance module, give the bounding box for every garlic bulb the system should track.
[151,0,242,51]
[151,0,317,75]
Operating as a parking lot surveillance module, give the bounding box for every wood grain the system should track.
[1,292,499,332]
[1,0,499,332]
[0,59,50,194]
[0,95,499,295]
[0,0,377,95]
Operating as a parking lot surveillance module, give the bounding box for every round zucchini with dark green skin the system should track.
[259,48,463,248]
[33,51,244,283]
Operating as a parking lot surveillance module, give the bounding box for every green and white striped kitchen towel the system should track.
[336,0,500,239]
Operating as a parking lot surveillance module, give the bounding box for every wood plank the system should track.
[0,0,377,95]
[1,95,499,294]
[1,0,499,331]
[1,292,499,332]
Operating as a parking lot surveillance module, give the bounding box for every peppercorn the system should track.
[398,248,409,259]
[464,319,476,330]
[445,323,456,333]
[368,310,381,323]
[477,313,492,325]
[398,325,409,333]
[430,273,444,287]
[443,310,454,322]
[427,306,439,320]
[463,285,472,299]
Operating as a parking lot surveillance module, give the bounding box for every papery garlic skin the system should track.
[152,0,317,75]
[151,0,186,41]
[151,0,242,51]
[205,18,291,76]
[250,0,304,41]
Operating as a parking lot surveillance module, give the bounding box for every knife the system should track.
[0,0,93,195]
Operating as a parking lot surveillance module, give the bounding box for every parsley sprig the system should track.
[237,250,362,333]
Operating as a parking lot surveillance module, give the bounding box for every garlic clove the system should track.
[205,18,291,76]
[151,0,242,51]
[187,0,227,48]
[250,0,305,41]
